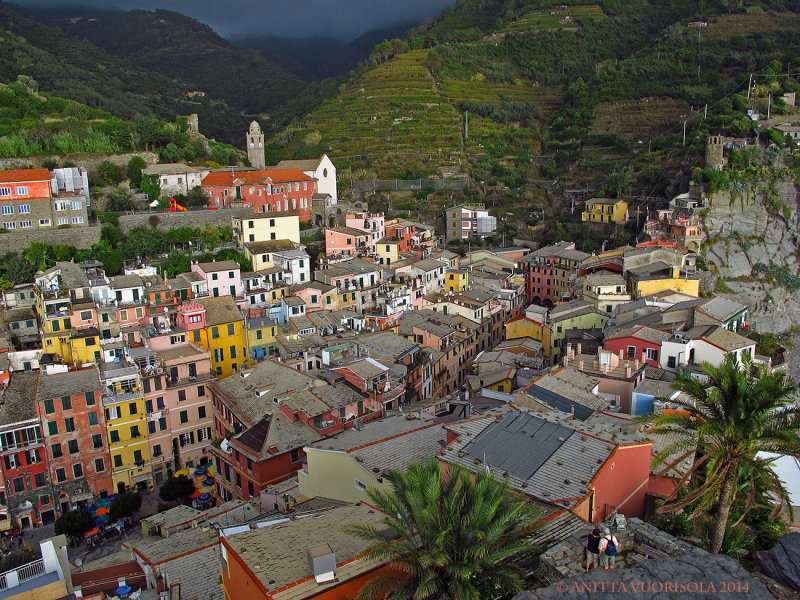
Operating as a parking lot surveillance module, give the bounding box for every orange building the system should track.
[220,503,389,600]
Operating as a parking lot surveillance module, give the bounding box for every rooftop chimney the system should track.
[308,543,337,584]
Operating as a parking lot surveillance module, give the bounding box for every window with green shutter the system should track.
[43,399,54,414]
[61,396,71,410]
[47,421,58,435]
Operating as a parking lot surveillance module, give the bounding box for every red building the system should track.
[36,369,114,512]
[385,221,415,252]
[603,325,670,368]
[202,169,316,221]
[518,241,589,307]
[0,373,54,528]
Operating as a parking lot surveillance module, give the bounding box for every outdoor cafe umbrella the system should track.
[197,493,212,504]
[96,507,109,516]
[175,468,190,477]
[190,489,201,499]
[85,527,100,536]
[202,477,215,487]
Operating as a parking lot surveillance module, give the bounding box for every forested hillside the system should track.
[1,3,327,143]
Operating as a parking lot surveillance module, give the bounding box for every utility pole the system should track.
[683,121,687,146]
[704,104,707,120]
[747,74,753,100]
[464,111,469,141]
[767,94,771,121]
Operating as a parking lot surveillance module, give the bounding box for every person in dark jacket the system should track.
[585,528,601,570]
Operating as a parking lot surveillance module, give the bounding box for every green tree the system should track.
[97,160,122,185]
[159,475,196,505]
[344,457,541,600]
[639,354,800,554]
[124,225,167,258]
[105,186,135,213]
[127,156,147,188]
[184,186,209,208]
[110,491,142,522]
[101,224,123,249]
[24,242,50,271]
[54,509,94,539]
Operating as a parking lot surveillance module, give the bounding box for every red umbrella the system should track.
[85,527,100,535]
[95,507,109,516]
[190,489,201,498]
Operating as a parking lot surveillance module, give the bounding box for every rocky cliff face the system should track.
[703,179,800,334]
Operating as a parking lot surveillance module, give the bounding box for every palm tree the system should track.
[640,354,800,554]
[344,456,541,600]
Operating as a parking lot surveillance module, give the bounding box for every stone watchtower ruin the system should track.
[705,135,725,171]
[246,121,265,169]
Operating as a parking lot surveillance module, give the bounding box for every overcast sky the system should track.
[13,0,455,40]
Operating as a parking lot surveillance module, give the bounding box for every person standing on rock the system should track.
[585,528,601,571]
[598,527,619,570]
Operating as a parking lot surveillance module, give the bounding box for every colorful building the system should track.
[445,269,469,293]
[548,300,609,359]
[582,197,629,224]
[233,212,300,246]
[0,373,53,528]
[37,369,113,511]
[324,226,371,258]
[519,241,589,307]
[100,361,153,494]
[202,169,316,221]
[191,261,243,301]
[183,297,246,378]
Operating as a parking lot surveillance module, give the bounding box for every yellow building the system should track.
[100,363,153,493]
[234,212,300,245]
[245,313,277,360]
[376,238,401,266]
[36,293,74,362]
[505,315,551,357]
[582,272,631,314]
[632,267,701,298]
[192,296,247,378]
[548,300,609,359]
[244,240,298,271]
[69,328,103,365]
[445,269,469,293]
[582,198,629,224]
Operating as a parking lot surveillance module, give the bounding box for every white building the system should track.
[273,155,337,202]
[142,164,209,198]
[272,248,311,285]
[659,325,755,372]
[445,204,497,241]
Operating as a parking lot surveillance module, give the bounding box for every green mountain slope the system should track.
[0,2,185,122]
[38,9,306,120]
[275,0,800,194]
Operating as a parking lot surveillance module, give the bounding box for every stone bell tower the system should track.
[246,121,265,169]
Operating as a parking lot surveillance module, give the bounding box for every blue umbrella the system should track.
[197,493,211,503]
[194,468,207,477]
[203,477,215,486]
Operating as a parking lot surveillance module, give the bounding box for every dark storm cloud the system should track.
[12,0,455,40]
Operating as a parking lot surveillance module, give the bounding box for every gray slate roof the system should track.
[0,372,38,425]
[36,368,100,402]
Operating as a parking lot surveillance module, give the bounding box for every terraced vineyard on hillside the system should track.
[302,50,463,176]
[499,4,605,33]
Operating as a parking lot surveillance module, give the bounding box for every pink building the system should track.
[191,260,243,300]
[134,342,216,484]
[324,226,371,258]
[345,212,385,253]
[603,325,671,368]
[176,303,206,331]
[70,299,98,330]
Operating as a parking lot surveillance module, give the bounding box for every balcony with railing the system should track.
[0,558,65,599]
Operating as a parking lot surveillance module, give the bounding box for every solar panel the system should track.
[525,384,594,421]
[465,413,573,481]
